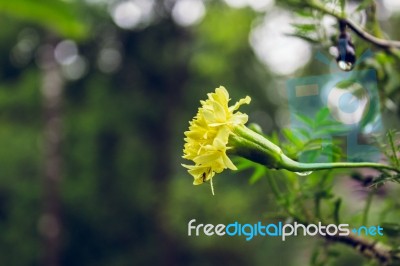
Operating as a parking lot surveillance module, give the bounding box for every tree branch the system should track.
[290,215,400,264]
[325,233,400,265]
[307,0,400,50]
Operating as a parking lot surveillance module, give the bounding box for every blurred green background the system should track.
[0,0,400,265]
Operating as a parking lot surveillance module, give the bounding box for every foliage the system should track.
[0,0,400,266]
[0,0,87,40]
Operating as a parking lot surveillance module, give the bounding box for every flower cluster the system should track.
[182,86,251,185]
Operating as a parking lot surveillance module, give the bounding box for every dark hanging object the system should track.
[336,20,356,71]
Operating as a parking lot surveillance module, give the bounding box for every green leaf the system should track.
[291,23,317,33]
[335,79,358,89]
[381,223,400,237]
[339,0,346,14]
[356,0,374,12]
[282,128,303,148]
[0,0,87,40]
[300,150,320,163]
[317,120,343,127]
[333,198,342,224]
[316,126,348,136]
[294,113,314,128]
[296,9,314,18]
[294,128,311,139]
[303,139,323,151]
[387,130,400,168]
[270,131,280,146]
[286,33,320,44]
[234,158,256,171]
[315,108,330,124]
[249,166,266,185]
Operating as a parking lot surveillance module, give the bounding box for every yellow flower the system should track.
[182,86,251,186]
[182,87,400,195]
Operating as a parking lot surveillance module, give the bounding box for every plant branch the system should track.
[291,215,400,265]
[231,125,400,174]
[281,155,400,174]
[284,213,400,264]
[324,233,400,265]
[282,209,398,264]
[306,0,400,50]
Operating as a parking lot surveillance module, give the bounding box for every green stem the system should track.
[265,173,282,200]
[362,189,374,226]
[388,130,400,168]
[315,171,331,220]
[280,154,399,173]
[230,125,400,174]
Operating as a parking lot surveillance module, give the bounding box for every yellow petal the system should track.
[182,86,251,186]
[212,100,227,123]
[222,153,237,170]
[193,152,221,164]
[229,96,251,112]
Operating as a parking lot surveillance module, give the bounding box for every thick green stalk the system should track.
[230,125,400,174]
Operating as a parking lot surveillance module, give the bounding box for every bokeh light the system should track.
[112,1,142,29]
[172,0,206,27]
[224,0,274,12]
[250,9,312,76]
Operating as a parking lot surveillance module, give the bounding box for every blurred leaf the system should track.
[300,150,320,163]
[286,33,320,44]
[339,0,345,13]
[249,166,266,185]
[289,22,320,44]
[387,130,400,168]
[316,126,348,136]
[0,0,87,39]
[282,128,303,148]
[291,23,317,33]
[294,128,311,139]
[381,223,400,237]
[321,144,344,161]
[303,139,323,151]
[315,108,330,124]
[335,79,358,89]
[294,113,314,128]
[317,120,345,127]
[235,157,257,171]
[270,131,281,146]
[296,9,314,18]
[371,174,400,188]
[356,0,374,12]
[333,198,342,224]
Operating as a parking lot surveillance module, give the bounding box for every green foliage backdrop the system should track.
[0,0,399,265]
